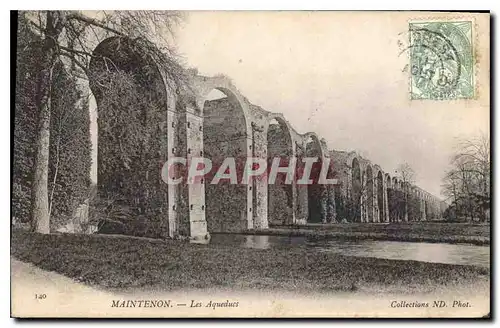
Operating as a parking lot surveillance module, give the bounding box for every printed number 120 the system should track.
[35,294,46,300]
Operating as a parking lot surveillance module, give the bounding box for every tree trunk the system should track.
[48,134,61,218]
[30,60,55,233]
[30,20,60,233]
[30,11,67,233]
[30,122,50,233]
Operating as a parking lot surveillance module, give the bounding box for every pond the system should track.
[208,234,490,268]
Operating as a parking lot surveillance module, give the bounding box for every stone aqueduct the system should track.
[88,36,445,239]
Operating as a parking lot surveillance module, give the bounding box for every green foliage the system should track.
[13,13,91,227]
[326,186,336,222]
[48,63,92,229]
[444,193,490,223]
[388,188,406,221]
[92,67,168,238]
[13,16,40,222]
[333,185,356,223]
[407,193,422,221]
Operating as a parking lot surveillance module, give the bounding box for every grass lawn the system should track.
[11,229,489,294]
[263,222,490,245]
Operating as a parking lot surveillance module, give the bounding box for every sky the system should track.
[88,11,489,198]
[170,11,490,198]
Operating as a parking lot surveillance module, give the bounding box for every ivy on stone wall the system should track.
[93,69,168,238]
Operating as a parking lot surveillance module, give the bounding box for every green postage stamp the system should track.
[409,20,475,100]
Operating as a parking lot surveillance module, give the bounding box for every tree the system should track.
[48,64,91,227]
[396,163,416,185]
[20,10,186,233]
[14,15,91,231]
[13,16,40,224]
[441,133,490,222]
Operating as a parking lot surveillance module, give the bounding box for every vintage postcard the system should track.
[11,11,490,318]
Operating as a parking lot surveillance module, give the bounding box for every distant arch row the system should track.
[88,35,443,239]
[328,151,443,223]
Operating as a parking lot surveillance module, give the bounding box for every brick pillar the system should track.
[166,103,179,238]
[172,104,208,240]
[252,125,268,229]
[245,138,254,230]
[158,99,170,239]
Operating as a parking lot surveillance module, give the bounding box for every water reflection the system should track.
[242,235,308,249]
[209,234,490,268]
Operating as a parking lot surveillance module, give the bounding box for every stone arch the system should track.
[266,113,295,226]
[386,173,392,189]
[392,177,399,190]
[351,157,363,222]
[89,37,168,102]
[302,132,326,159]
[197,77,253,233]
[303,132,325,223]
[266,113,296,159]
[328,150,356,223]
[88,36,170,238]
[192,75,252,123]
[266,113,293,134]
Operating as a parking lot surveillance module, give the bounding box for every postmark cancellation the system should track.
[409,20,475,100]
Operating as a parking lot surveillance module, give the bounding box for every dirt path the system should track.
[11,258,99,292]
[11,258,112,317]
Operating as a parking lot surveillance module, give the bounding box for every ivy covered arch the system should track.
[191,75,254,232]
[266,113,295,226]
[88,36,170,238]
